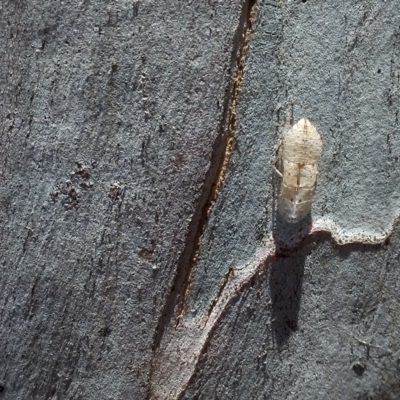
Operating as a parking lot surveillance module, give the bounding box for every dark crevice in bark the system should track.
[147,0,257,395]
[206,267,234,319]
[176,0,257,323]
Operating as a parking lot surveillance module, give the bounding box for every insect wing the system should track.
[276,118,322,223]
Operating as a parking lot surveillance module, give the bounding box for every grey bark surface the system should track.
[0,1,243,398]
[1,1,400,400]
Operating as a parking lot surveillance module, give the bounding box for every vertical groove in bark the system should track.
[178,0,257,317]
[148,0,257,386]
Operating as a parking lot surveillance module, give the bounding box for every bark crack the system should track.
[177,0,257,320]
[149,0,256,358]
[147,1,257,397]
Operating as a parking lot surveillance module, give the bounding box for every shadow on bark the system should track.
[270,214,311,347]
[269,246,307,347]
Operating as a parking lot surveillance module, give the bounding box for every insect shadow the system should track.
[269,158,312,347]
[269,234,309,347]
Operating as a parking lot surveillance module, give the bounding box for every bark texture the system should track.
[1,1,400,400]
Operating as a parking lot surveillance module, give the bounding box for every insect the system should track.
[275,117,323,223]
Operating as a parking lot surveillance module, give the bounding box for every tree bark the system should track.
[1,1,400,399]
